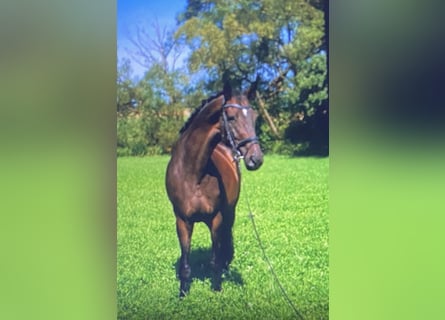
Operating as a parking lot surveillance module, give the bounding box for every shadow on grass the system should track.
[173,247,244,292]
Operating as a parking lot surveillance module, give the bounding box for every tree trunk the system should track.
[255,91,280,138]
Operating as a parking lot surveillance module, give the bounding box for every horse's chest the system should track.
[192,175,221,214]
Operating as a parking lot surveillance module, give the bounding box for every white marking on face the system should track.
[242,108,248,117]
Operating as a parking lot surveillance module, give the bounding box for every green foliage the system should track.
[118,0,329,156]
[118,155,328,319]
[117,111,182,156]
[260,138,311,156]
[283,53,328,116]
[117,116,148,156]
[176,0,325,82]
[174,0,328,155]
[117,58,186,156]
[117,59,137,116]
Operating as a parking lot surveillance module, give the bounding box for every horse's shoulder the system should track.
[211,144,240,204]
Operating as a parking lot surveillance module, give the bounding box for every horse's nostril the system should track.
[245,155,262,171]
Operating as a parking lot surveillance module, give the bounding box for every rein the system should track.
[222,103,259,163]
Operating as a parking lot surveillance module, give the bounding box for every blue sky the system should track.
[117,0,187,78]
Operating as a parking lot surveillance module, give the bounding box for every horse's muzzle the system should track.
[244,145,263,171]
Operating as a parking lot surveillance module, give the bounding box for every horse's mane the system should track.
[179,89,245,135]
[179,92,223,135]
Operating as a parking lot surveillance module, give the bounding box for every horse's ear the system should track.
[246,75,259,100]
[223,81,232,101]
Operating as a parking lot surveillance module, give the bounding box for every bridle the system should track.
[222,102,260,162]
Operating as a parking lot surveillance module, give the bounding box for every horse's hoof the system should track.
[211,280,222,292]
[179,284,190,298]
[212,286,222,292]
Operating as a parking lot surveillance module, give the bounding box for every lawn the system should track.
[118,155,328,319]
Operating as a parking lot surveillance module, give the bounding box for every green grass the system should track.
[118,155,328,319]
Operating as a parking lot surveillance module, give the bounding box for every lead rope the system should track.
[241,170,305,320]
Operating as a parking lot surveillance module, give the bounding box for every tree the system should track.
[117,58,137,116]
[129,19,183,73]
[117,21,191,156]
[176,0,328,155]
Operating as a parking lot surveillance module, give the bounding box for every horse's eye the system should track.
[227,116,235,121]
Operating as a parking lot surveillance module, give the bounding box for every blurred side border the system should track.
[0,1,116,319]
[331,0,445,319]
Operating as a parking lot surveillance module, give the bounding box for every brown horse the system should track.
[165,83,263,297]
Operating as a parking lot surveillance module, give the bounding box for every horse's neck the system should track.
[175,96,225,183]
[178,127,220,181]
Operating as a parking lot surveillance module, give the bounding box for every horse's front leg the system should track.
[176,217,194,297]
[209,211,235,291]
[208,212,223,291]
[220,209,235,270]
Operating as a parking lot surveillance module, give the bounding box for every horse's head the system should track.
[222,83,263,171]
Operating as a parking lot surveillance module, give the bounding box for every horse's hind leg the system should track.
[176,217,194,297]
